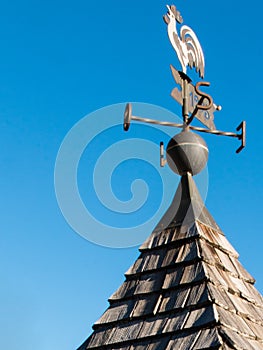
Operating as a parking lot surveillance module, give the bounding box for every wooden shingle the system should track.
[77,174,263,350]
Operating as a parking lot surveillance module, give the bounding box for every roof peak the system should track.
[155,172,220,234]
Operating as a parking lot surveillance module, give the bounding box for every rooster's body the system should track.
[164,5,205,78]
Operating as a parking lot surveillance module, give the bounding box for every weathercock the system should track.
[164,5,205,78]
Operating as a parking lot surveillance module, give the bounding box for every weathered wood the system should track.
[78,174,263,350]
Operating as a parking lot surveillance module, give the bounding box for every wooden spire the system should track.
[77,173,263,350]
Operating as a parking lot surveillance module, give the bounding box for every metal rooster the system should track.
[164,5,205,78]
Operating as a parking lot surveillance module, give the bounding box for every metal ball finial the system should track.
[166,130,208,175]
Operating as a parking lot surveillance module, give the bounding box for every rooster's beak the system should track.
[164,5,171,24]
[166,4,171,12]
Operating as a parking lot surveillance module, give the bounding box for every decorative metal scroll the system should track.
[170,65,221,130]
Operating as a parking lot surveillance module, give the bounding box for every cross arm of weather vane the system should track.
[123,102,246,154]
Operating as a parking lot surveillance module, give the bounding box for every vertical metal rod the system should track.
[182,78,189,124]
[236,121,246,154]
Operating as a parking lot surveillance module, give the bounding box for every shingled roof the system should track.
[78,173,263,350]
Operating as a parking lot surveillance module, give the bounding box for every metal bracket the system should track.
[236,121,246,154]
[123,103,132,131]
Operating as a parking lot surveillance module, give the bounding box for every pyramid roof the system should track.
[78,173,263,350]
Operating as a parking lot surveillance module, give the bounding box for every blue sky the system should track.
[0,1,262,349]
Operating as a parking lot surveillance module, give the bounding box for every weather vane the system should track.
[123,4,246,156]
